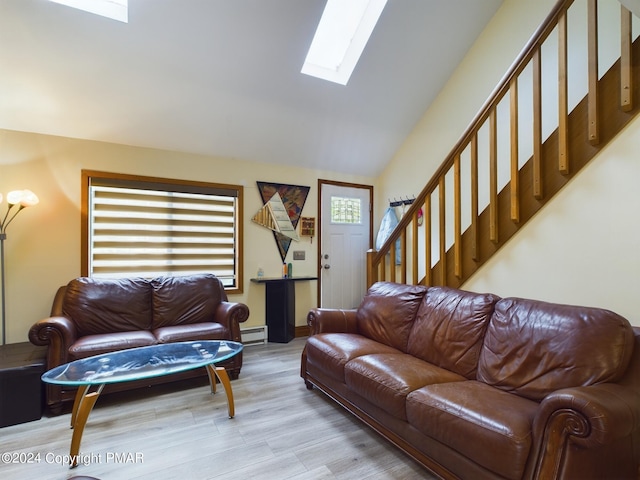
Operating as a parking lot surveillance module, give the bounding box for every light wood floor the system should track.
[2,338,432,480]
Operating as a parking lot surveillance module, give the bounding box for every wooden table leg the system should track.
[205,365,217,394]
[69,384,104,468]
[205,365,235,418]
[70,384,90,428]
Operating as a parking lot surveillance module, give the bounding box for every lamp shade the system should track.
[6,190,39,208]
[19,190,39,207]
[6,191,22,205]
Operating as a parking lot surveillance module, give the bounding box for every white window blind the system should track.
[84,173,242,290]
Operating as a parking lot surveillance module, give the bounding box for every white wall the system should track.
[378,0,640,326]
[0,129,374,343]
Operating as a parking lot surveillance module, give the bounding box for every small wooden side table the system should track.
[0,342,47,427]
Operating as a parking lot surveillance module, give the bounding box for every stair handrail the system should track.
[365,0,628,289]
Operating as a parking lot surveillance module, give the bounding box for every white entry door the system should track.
[320,182,372,309]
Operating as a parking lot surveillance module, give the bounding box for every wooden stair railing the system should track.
[367,0,640,289]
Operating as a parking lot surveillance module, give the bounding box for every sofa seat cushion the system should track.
[68,331,157,360]
[345,354,466,420]
[406,381,539,480]
[305,333,401,383]
[153,323,227,343]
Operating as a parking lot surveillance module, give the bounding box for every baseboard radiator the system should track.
[240,326,268,346]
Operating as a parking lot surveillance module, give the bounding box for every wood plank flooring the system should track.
[1,338,432,480]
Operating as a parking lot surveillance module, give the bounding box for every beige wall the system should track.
[377,0,640,326]
[0,129,374,343]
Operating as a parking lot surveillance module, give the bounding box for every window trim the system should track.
[81,170,244,294]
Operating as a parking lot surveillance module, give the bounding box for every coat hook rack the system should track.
[390,196,415,208]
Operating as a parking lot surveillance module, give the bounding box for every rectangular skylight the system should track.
[302,0,388,85]
[49,0,128,23]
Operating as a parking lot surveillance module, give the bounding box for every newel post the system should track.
[366,249,378,289]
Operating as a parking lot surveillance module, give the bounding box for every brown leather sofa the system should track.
[29,273,249,413]
[301,282,640,480]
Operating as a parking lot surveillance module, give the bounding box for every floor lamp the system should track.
[0,190,39,345]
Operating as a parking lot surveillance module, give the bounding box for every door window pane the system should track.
[331,196,361,224]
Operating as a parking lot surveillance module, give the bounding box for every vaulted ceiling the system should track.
[0,0,504,177]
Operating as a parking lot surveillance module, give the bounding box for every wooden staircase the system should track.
[367,0,640,289]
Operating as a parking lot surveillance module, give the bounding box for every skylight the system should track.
[302,0,388,85]
[49,0,128,23]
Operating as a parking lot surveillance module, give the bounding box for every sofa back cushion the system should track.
[478,297,635,401]
[407,287,500,378]
[151,274,225,329]
[62,277,153,336]
[356,282,428,352]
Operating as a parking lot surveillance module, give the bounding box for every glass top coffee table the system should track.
[42,340,243,468]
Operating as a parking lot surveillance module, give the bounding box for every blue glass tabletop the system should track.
[42,340,243,386]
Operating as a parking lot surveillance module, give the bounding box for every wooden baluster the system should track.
[588,0,599,145]
[533,48,543,199]
[412,208,419,285]
[558,9,569,174]
[621,6,633,112]
[400,229,407,284]
[389,242,396,283]
[439,176,446,285]
[454,154,462,278]
[470,134,479,261]
[489,109,498,243]
[425,196,432,286]
[510,78,520,223]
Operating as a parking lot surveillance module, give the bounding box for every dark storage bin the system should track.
[0,342,46,427]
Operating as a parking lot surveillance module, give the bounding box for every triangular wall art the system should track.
[254,182,310,262]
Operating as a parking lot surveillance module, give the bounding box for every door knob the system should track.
[323,264,330,269]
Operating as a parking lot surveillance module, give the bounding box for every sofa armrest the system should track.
[215,301,250,342]
[28,316,78,370]
[537,383,640,445]
[307,308,358,336]
[529,383,640,478]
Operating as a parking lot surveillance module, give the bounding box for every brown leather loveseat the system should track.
[301,282,640,479]
[30,273,249,413]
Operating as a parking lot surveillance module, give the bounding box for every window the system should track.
[331,196,362,224]
[49,0,128,23]
[301,0,388,85]
[81,171,243,293]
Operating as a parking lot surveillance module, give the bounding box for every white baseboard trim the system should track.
[241,326,268,345]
